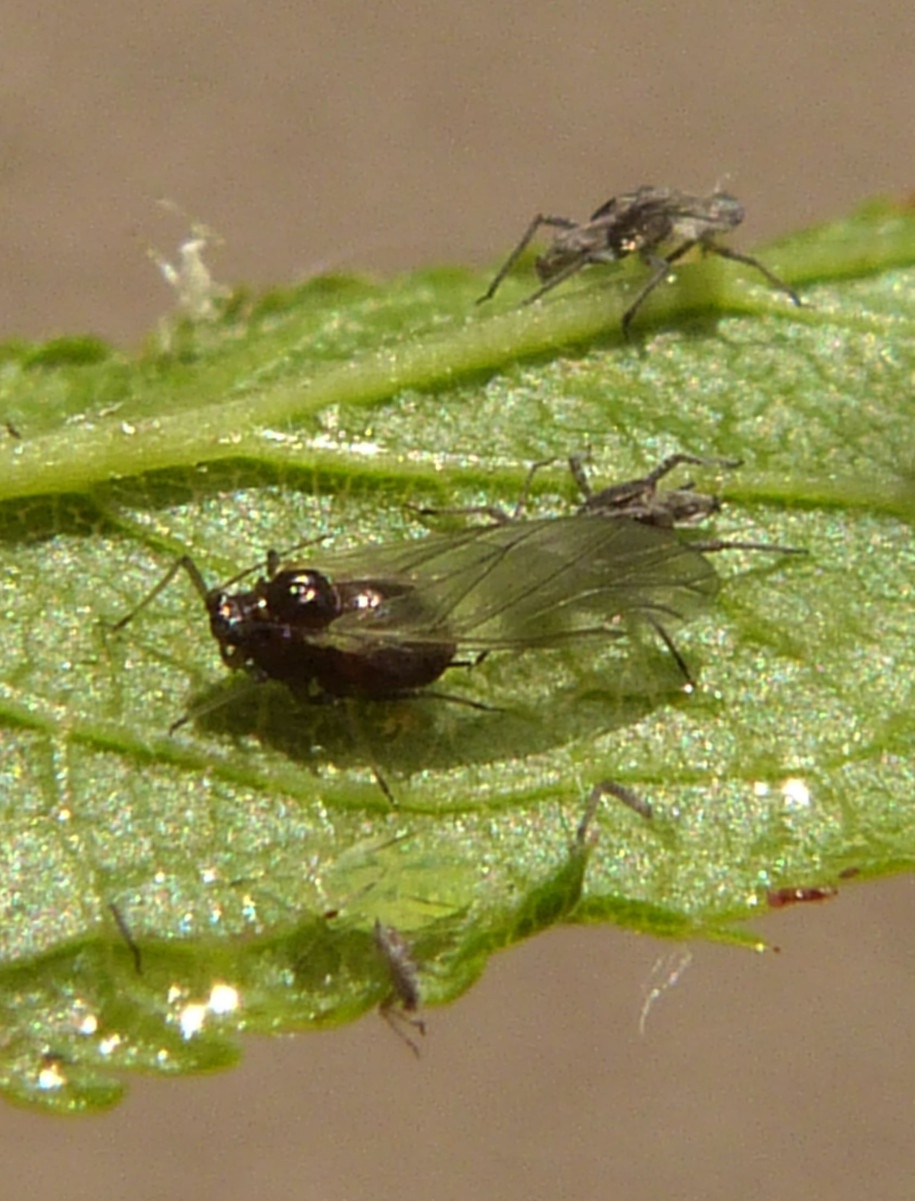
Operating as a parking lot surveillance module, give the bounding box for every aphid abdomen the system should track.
[305,638,458,698]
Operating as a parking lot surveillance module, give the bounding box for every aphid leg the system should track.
[508,457,563,518]
[622,241,696,339]
[379,999,426,1058]
[166,672,265,735]
[478,214,578,303]
[689,537,808,557]
[413,457,559,525]
[641,613,695,688]
[339,700,397,806]
[704,243,802,308]
[4,419,22,439]
[371,766,397,807]
[567,450,595,502]
[520,254,594,306]
[421,689,500,713]
[410,500,515,525]
[110,554,210,632]
[575,781,605,845]
[578,779,653,841]
[108,902,143,975]
[638,453,742,490]
[598,780,654,821]
[571,452,742,513]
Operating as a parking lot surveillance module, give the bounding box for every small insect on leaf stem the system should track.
[478,186,802,338]
[373,919,426,1057]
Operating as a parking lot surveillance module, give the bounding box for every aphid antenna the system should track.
[110,553,211,632]
[112,535,335,634]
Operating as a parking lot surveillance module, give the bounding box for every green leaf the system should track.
[1,198,913,1112]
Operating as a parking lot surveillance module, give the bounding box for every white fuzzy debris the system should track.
[150,216,230,322]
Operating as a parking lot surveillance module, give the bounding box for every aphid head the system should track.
[205,587,250,649]
[263,569,341,629]
[704,192,745,231]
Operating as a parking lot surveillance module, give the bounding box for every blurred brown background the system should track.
[1,2,913,1198]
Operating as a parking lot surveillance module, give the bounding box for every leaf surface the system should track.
[0,198,913,1110]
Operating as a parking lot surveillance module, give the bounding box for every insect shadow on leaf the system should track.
[478,186,802,338]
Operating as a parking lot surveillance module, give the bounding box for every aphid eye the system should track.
[264,569,340,627]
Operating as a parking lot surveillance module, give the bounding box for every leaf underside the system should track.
[0,198,913,1111]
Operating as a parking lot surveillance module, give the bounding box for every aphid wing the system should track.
[439,518,719,649]
[308,518,718,653]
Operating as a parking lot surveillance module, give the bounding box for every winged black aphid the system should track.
[112,511,723,708]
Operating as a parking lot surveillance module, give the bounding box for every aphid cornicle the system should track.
[478,186,802,337]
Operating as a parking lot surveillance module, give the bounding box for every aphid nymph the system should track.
[479,186,801,337]
[373,918,425,1056]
